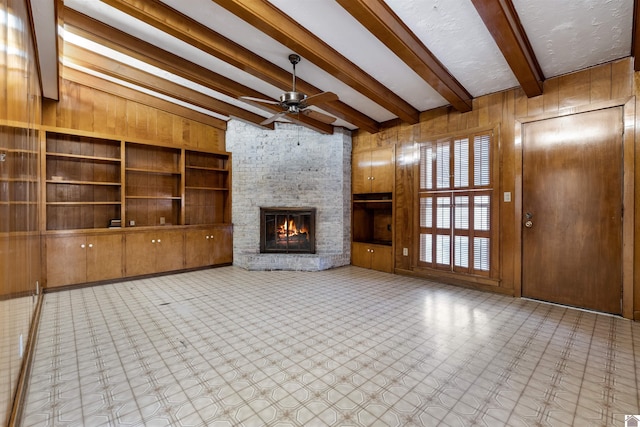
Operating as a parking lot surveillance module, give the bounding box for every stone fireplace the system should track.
[226,120,351,271]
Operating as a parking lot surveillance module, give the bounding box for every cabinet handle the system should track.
[151,239,156,243]
[371,176,375,180]
[80,244,85,249]
[157,239,161,243]
[88,244,93,248]
[210,235,214,239]
[370,249,374,253]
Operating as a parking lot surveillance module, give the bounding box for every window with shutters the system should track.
[418,132,494,276]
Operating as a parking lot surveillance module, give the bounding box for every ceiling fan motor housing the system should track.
[280,91,307,111]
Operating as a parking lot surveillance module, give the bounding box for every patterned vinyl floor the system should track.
[20,266,640,426]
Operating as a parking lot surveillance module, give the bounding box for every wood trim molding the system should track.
[96,0,378,133]
[336,0,472,113]
[211,0,420,125]
[470,0,544,97]
[8,293,43,427]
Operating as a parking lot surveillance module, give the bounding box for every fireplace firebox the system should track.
[260,207,316,254]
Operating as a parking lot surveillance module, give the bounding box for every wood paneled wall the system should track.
[1,0,42,424]
[42,79,226,152]
[354,58,639,318]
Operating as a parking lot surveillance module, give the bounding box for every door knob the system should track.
[525,220,533,228]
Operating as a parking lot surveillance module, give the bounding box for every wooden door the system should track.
[370,244,393,273]
[212,226,233,264]
[352,151,371,194]
[86,233,123,282]
[125,232,156,276]
[522,107,623,314]
[155,230,185,273]
[370,147,394,193]
[47,235,86,287]
[351,242,372,269]
[185,229,212,268]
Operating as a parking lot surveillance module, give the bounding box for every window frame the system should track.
[416,127,500,280]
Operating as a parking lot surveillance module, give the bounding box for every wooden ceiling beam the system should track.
[62,67,227,129]
[337,0,472,113]
[64,44,273,129]
[470,0,543,97]
[211,0,420,125]
[63,8,334,134]
[97,0,378,133]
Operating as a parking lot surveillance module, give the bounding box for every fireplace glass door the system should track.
[260,208,315,253]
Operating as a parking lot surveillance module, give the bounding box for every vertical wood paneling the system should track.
[542,78,559,113]
[558,70,591,109]
[590,63,612,102]
[43,79,225,150]
[362,58,638,317]
[611,58,633,99]
[1,0,42,424]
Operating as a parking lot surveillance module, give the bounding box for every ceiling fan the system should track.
[240,54,338,126]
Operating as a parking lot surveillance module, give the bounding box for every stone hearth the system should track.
[226,120,351,271]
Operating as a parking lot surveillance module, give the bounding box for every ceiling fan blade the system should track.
[304,91,338,107]
[261,111,288,125]
[302,109,336,124]
[240,95,279,105]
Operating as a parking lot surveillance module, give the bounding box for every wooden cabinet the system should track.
[352,145,394,273]
[352,242,393,273]
[125,229,184,276]
[40,128,233,287]
[352,146,394,194]
[46,233,123,287]
[185,225,233,269]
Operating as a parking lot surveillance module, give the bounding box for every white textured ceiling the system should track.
[60,0,635,132]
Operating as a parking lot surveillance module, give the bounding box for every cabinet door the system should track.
[125,232,156,277]
[370,147,394,193]
[86,234,123,282]
[352,151,371,194]
[370,244,393,273]
[47,235,87,287]
[155,230,185,273]
[185,229,212,268]
[351,242,371,269]
[212,226,233,265]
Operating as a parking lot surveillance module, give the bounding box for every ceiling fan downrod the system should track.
[289,53,301,92]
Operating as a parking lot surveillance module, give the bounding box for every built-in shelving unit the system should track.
[125,143,182,227]
[351,145,395,273]
[184,150,230,225]
[44,132,122,230]
[40,128,233,288]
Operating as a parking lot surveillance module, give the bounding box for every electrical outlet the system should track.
[504,192,511,202]
[403,247,408,256]
[160,216,166,225]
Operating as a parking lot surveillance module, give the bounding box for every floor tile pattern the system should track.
[21,266,640,426]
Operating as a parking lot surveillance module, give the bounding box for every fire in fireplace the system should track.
[260,207,316,253]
